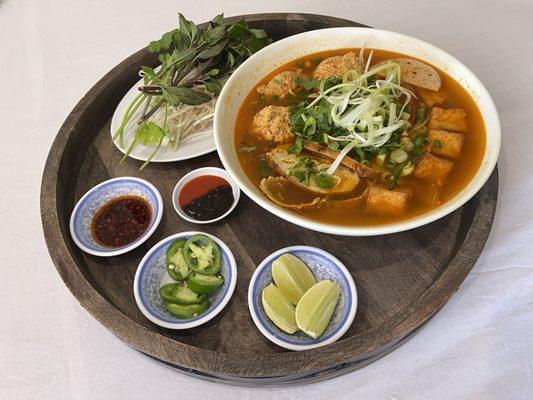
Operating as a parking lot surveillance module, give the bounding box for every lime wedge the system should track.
[295,280,340,339]
[271,254,316,305]
[261,283,298,334]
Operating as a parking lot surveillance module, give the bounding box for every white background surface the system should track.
[1,0,532,399]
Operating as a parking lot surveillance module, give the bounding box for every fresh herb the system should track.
[288,157,335,189]
[286,61,417,176]
[296,77,321,91]
[113,13,271,167]
[413,134,429,157]
[238,145,257,153]
[289,136,303,155]
[315,170,335,189]
[433,139,442,148]
[389,161,407,189]
[415,104,427,124]
[288,157,315,186]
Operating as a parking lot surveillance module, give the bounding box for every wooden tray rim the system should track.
[40,13,498,381]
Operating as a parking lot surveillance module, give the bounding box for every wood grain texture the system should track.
[40,13,498,386]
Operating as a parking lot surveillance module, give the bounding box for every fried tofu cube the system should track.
[429,107,467,132]
[414,153,454,186]
[366,186,411,217]
[417,88,446,107]
[257,70,303,99]
[429,129,465,159]
[252,105,294,144]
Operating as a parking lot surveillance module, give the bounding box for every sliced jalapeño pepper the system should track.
[166,238,189,281]
[187,273,224,294]
[164,299,210,319]
[159,282,206,305]
[182,235,221,275]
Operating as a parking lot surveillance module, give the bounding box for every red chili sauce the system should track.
[91,195,152,247]
[178,175,234,221]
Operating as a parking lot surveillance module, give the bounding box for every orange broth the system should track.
[234,49,486,226]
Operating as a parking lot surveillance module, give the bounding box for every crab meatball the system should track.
[252,105,294,144]
[257,70,303,99]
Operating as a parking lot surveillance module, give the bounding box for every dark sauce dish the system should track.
[173,167,240,224]
[70,177,163,256]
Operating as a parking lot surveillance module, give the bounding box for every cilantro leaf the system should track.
[134,121,166,146]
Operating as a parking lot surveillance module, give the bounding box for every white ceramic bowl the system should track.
[172,167,240,224]
[214,27,501,236]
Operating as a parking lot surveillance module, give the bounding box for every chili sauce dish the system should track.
[248,246,357,351]
[134,232,237,329]
[69,177,163,257]
[172,167,240,224]
[214,27,501,236]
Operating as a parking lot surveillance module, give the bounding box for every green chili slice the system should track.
[182,235,221,275]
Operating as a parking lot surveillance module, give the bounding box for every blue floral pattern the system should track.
[251,248,354,347]
[71,178,160,253]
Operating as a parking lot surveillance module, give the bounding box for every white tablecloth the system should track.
[1,0,532,398]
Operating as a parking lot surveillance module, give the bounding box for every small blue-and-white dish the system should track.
[69,177,163,257]
[248,246,357,351]
[133,232,237,330]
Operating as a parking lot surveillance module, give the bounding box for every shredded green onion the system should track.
[304,60,415,174]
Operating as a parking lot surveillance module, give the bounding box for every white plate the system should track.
[214,27,501,236]
[110,77,216,162]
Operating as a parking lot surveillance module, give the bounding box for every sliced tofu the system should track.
[252,105,294,144]
[266,147,359,195]
[429,107,467,132]
[417,87,447,107]
[376,58,442,91]
[312,52,364,80]
[408,180,442,207]
[413,152,454,186]
[257,70,303,99]
[429,129,465,159]
[366,186,411,217]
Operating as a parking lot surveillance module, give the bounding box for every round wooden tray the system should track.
[40,13,498,386]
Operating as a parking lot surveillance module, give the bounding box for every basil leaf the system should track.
[211,13,224,26]
[161,86,212,106]
[198,39,228,59]
[178,13,192,37]
[208,25,227,43]
[249,28,267,39]
[204,79,223,96]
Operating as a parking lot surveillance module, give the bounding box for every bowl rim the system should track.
[171,167,241,224]
[214,27,501,236]
[133,231,238,330]
[248,245,357,351]
[69,176,163,256]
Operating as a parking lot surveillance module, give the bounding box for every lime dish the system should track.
[248,246,357,351]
